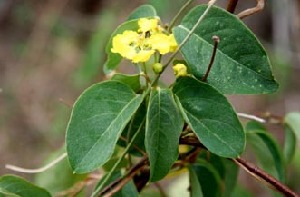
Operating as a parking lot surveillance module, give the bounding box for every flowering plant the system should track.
[1,1,299,197]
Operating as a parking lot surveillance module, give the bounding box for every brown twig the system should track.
[233,158,299,197]
[227,0,239,13]
[237,0,265,19]
[179,135,299,197]
[202,36,220,82]
[100,133,299,197]
[100,156,149,197]
[99,143,203,196]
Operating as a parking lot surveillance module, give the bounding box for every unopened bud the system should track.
[173,64,187,77]
[152,63,163,74]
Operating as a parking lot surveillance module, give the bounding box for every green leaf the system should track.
[111,73,141,92]
[103,20,139,73]
[285,112,300,140]
[189,167,203,197]
[94,171,120,194]
[0,175,51,197]
[222,158,239,197]
[246,121,285,182]
[173,5,278,94]
[66,81,146,173]
[118,101,147,156]
[283,124,296,164]
[198,152,238,196]
[103,53,122,74]
[145,88,184,181]
[114,181,138,197]
[173,77,245,158]
[127,5,157,21]
[34,148,86,195]
[102,156,128,172]
[192,160,222,197]
[198,152,225,178]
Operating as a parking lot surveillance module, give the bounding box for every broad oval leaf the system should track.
[66,81,145,173]
[127,5,157,21]
[173,77,245,158]
[0,175,51,197]
[145,88,184,181]
[173,5,278,94]
[246,121,285,182]
[191,161,222,197]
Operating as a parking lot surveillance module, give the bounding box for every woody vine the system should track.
[1,0,299,197]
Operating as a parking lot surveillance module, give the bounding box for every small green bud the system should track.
[152,63,163,74]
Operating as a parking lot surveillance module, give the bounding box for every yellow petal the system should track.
[111,30,139,59]
[168,34,178,52]
[132,50,155,63]
[138,18,159,33]
[149,34,171,54]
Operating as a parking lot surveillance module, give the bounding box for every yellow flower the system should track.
[110,18,178,64]
[111,30,154,63]
[138,18,160,33]
[149,33,178,54]
[173,64,188,77]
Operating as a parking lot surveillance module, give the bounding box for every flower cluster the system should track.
[111,18,178,63]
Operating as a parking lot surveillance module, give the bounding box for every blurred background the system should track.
[0,0,299,196]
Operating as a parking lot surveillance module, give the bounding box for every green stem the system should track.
[151,0,217,86]
[92,117,147,197]
[142,62,147,75]
[168,0,195,33]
